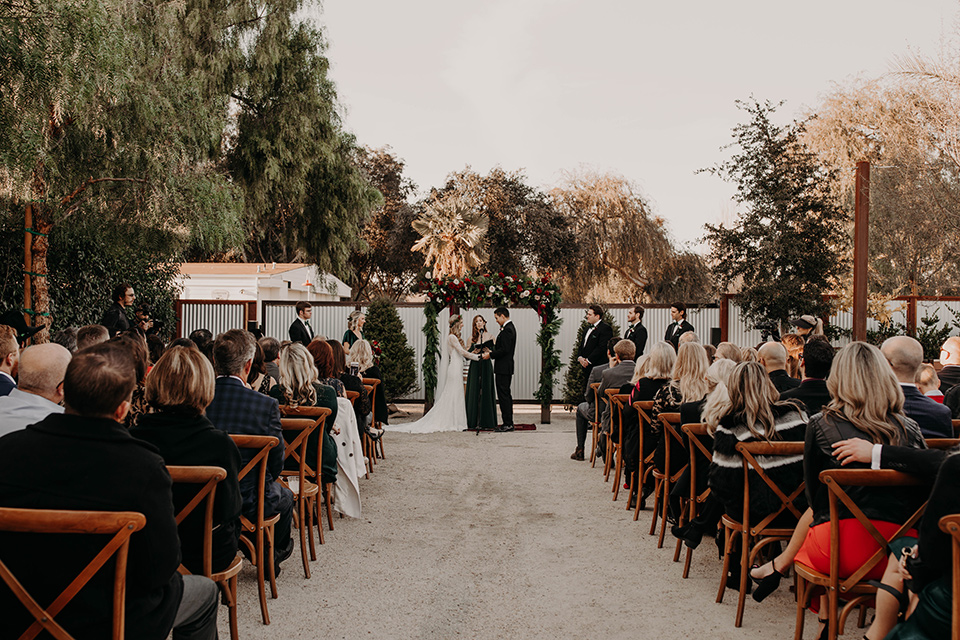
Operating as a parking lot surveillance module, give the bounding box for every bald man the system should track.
[938,336,960,391]
[882,336,952,438]
[0,343,71,438]
[758,341,800,393]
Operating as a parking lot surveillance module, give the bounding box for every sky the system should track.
[311,0,958,249]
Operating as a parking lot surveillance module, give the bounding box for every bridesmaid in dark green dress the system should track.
[465,315,497,430]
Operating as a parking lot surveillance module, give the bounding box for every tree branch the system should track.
[60,177,148,206]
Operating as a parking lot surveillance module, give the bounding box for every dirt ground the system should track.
[221,405,820,639]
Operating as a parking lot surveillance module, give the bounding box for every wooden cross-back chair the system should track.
[793,469,928,640]
[280,406,335,540]
[229,434,280,626]
[606,392,631,500]
[0,507,145,640]
[678,423,713,579]
[600,388,617,482]
[716,441,805,628]
[362,377,385,461]
[630,400,656,520]
[938,514,960,640]
[648,413,685,549]
[166,465,243,640]
[952,419,960,436]
[589,382,602,466]
[362,383,377,473]
[278,415,321,579]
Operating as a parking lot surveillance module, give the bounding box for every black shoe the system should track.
[628,495,637,509]
[671,523,704,549]
[495,424,514,432]
[750,561,784,602]
[570,447,585,461]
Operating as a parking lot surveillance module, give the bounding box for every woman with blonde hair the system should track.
[342,310,365,348]
[623,342,676,490]
[350,339,389,426]
[714,341,742,364]
[795,342,925,636]
[269,343,340,484]
[130,345,242,573]
[781,333,805,379]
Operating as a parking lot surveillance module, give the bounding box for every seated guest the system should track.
[247,340,275,394]
[741,346,759,362]
[703,343,716,362]
[678,331,700,345]
[623,342,676,492]
[76,323,109,351]
[0,343,71,438]
[0,324,19,396]
[112,332,149,429]
[652,342,711,477]
[780,335,834,415]
[206,329,294,570]
[758,341,800,392]
[781,332,805,379]
[796,342,926,638]
[268,343,339,484]
[327,338,381,440]
[189,328,215,363]
[882,336,952,438]
[146,334,165,367]
[936,336,960,390]
[350,339,389,425]
[0,341,219,640]
[50,326,78,352]
[916,363,944,403]
[570,337,618,461]
[259,337,281,383]
[309,339,345,397]
[714,341,742,364]
[598,339,637,436]
[131,345,242,574]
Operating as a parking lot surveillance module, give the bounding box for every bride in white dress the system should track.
[391,314,479,433]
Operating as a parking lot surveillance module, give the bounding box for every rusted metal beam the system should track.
[853,162,870,342]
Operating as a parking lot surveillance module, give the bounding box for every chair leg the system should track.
[648,478,662,536]
[590,422,599,466]
[297,497,310,579]
[716,526,734,604]
[682,546,694,579]
[307,496,317,561]
[673,499,687,563]
[612,446,623,501]
[734,533,750,627]
[253,526,270,625]
[657,478,670,548]
[218,574,239,640]
[793,576,807,640]
[325,483,335,532]
[266,524,278,599]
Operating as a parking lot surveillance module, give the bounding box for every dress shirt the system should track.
[583,321,600,346]
[0,389,64,437]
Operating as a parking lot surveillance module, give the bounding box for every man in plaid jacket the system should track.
[206,329,294,569]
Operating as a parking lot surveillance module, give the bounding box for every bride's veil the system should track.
[435,327,449,402]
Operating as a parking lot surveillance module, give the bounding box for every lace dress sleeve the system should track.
[449,334,479,361]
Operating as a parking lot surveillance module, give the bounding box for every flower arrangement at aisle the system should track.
[415,272,563,412]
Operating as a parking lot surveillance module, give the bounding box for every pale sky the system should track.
[313,0,958,249]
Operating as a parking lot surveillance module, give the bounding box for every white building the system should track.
[178,263,351,302]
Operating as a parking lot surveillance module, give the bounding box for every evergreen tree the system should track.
[704,99,849,329]
[561,310,621,406]
[363,299,418,402]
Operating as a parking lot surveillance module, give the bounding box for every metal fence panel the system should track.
[178,302,246,339]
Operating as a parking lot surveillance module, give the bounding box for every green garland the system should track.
[415,272,563,409]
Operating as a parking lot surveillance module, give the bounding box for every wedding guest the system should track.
[623,342,677,488]
[678,331,700,345]
[790,314,825,342]
[259,337,281,383]
[623,305,648,357]
[130,345,242,574]
[206,329,294,571]
[664,302,695,350]
[326,339,380,439]
[309,339,345,397]
[100,282,134,336]
[714,341,742,363]
[50,326,78,352]
[758,341,800,393]
[781,333,805,379]
[111,332,149,429]
[247,340,275,395]
[0,325,19,396]
[342,310,365,348]
[0,343,71,438]
[188,328,214,363]
[289,301,314,347]
[703,343,717,362]
[780,335,834,414]
[916,364,944,403]
[937,336,960,390]
[76,324,109,351]
[571,337,619,460]
[0,340,220,640]
[577,305,613,391]
[350,339,389,426]
[651,342,711,478]
[598,339,637,436]
[740,346,758,362]
[146,334,165,366]
[882,336,952,438]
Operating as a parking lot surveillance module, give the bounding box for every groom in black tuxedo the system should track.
[577,304,613,391]
[484,307,516,432]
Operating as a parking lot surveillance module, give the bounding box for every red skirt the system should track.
[795,518,916,581]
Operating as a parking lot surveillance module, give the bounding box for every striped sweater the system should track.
[708,403,808,524]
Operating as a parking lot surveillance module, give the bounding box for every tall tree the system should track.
[411,195,488,279]
[550,170,710,304]
[348,147,423,300]
[704,99,849,328]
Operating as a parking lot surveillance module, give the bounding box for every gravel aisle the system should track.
[222,406,806,639]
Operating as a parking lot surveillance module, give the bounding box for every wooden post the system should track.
[23,203,32,328]
[906,296,918,336]
[853,162,870,342]
[541,347,551,424]
[719,294,729,343]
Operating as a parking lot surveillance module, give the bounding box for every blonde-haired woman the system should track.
[623,343,676,495]
[781,333,804,379]
[350,339,389,427]
[714,341,742,364]
[795,342,925,635]
[343,310,365,348]
[269,343,340,485]
[393,314,480,433]
[130,345,242,574]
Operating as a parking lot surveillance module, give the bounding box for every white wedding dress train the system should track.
[391,333,479,433]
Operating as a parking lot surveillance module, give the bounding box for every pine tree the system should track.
[561,310,621,406]
[364,299,418,402]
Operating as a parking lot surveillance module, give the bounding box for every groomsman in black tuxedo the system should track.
[484,307,516,431]
[288,301,314,346]
[577,304,613,390]
[664,302,694,350]
[623,305,647,357]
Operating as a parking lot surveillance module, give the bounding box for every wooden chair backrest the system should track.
[0,507,146,640]
[952,419,960,436]
[278,416,320,491]
[926,438,960,450]
[937,513,960,640]
[819,469,927,595]
[735,441,805,535]
[345,390,359,406]
[590,383,602,420]
[279,406,331,486]
[361,378,379,423]
[634,400,654,433]
[658,413,685,478]
[611,393,630,440]
[228,434,279,535]
[682,423,713,504]
[166,465,227,577]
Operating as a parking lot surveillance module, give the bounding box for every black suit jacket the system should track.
[902,385,953,438]
[768,369,801,393]
[0,413,183,640]
[490,321,517,376]
[289,317,313,346]
[0,373,15,397]
[579,321,613,366]
[664,320,694,349]
[938,365,960,391]
[624,323,648,357]
[780,378,830,415]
